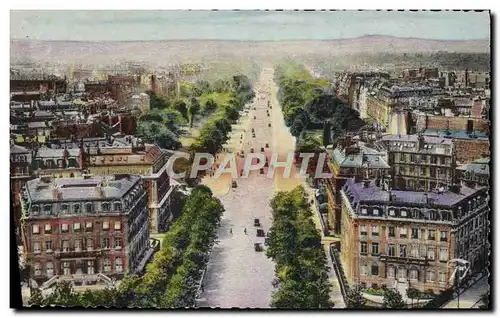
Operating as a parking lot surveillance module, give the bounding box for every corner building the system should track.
[19,175,149,286]
[339,179,489,293]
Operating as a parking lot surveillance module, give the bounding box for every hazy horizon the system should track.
[11,10,490,42]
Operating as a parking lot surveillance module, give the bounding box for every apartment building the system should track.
[456,157,490,187]
[381,134,455,192]
[19,175,150,286]
[326,136,390,233]
[339,178,489,293]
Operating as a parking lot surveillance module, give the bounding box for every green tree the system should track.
[345,285,367,308]
[382,289,407,309]
[304,94,341,146]
[203,99,217,114]
[189,97,201,128]
[174,100,189,122]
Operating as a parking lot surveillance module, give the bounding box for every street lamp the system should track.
[448,259,471,309]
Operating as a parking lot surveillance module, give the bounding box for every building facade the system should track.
[19,175,149,286]
[339,178,489,293]
[381,134,456,192]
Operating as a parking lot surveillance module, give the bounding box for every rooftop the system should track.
[422,129,489,140]
[343,178,484,207]
[330,142,389,169]
[457,157,490,175]
[25,175,140,202]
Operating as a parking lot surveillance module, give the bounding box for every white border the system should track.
[2,1,496,318]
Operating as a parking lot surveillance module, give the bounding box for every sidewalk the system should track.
[323,245,345,308]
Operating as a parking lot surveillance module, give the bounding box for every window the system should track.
[46,262,54,277]
[103,258,111,272]
[360,242,368,255]
[102,203,110,212]
[399,245,407,257]
[399,227,408,239]
[101,238,110,249]
[74,239,82,251]
[85,203,93,213]
[426,270,436,282]
[62,261,70,275]
[33,242,41,253]
[115,258,123,273]
[114,237,122,249]
[61,240,69,252]
[73,223,81,231]
[373,208,380,216]
[439,248,448,262]
[410,245,419,258]
[34,263,42,276]
[114,203,122,211]
[45,240,53,252]
[359,225,368,236]
[371,263,379,276]
[43,204,52,215]
[114,221,121,231]
[428,230,436,241]
[360,264,368,276]
[32,206,40,215]
[411,228,419,239]
[398,268,407,280]
[102,221,110,230]
[400,209,408,217]
[389,209,395,216]
[361,208,367,215]
[61,204,69,213]
[440,231,448,242]
[439,272,447,283]
[32,224,40,234]
[85,222,93,231]
[44,224,52,234]
[86,238,94,250]
[61,224,69,233]
[388,244,396,256]
[74,204,81,214]
[388,227,395,238]
[87,260,95,275]
[387,266,395,278]
[371,225,379,237]
[427,247,436,260]
[371,243,379,255]
[409,268,419,281]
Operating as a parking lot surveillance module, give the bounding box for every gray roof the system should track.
[26,175,141,202]
[331,143,390,169]
[382,134,453,145]
[35,148,81,159]
[10,143,29,154]
[457,157,490,175]
[343,178,483,207]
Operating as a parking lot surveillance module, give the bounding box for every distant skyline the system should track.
[11,10,490,42]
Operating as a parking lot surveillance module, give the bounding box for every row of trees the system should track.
[28,185,224,308]
[191,75,255,154]
[266,186,333,309]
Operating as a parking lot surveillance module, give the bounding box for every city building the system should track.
[326,136,390,233]
[11,142,34,234]
[380,134,456,192]
[339,178,489,293]
[19,175,150,287]
[456,157,490,187]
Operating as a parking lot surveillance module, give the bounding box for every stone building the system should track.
[326,136,390,233]
[456,157,490,187]
[381,134,456,192]
[19,175,150,287]
[339,178,489,293]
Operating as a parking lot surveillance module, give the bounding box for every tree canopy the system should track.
[267,186,333,309]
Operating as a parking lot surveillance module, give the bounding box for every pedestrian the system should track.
[230,228,233,234]
[201,284,204,292]
[244,228,247,235]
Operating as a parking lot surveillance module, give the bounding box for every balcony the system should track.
[379,254,430,266]
[54,248,103,258]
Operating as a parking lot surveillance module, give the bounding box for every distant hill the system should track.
[10,35,490,66]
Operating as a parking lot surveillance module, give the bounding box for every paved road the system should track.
[197,67,279,308]
[442,275,489,309]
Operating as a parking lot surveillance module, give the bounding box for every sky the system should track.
[10,10,491,42]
